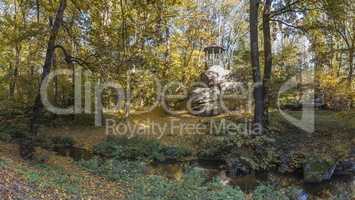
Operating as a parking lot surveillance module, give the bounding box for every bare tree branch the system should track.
[270,19,305,32]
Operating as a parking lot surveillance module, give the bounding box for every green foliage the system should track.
[197,137,230,159]
[283,187,307,200]
[318,73,354,111]
[331,192,352,200]
[127,168,245,200]
[127,176,174,200]
[77,156,101,172]
[253,184,289,200]
[78,157,146,182]
[34,135,76,151]
[0,158,6,169]
[160,146,192,160]
[93,136,162,161]
[50,136,75,148]
[0,101,29,118]
[92,139,122,158]
[19,163,81,194]
[171,168,208,200]
[198,127,279,171]
[81,161,245,200]
[109,159,146,182]
[207,185,245,200]
[0,133,12,142]
[93,136,191,162]
[26,171,41,184]
[0,124,28,139]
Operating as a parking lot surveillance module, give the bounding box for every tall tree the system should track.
[250,0,264,131]
[263,0,273,125]
[21,0,67,158]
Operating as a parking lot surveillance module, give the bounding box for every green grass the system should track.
[17,163,82,194]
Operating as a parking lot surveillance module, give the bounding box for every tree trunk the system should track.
[30,0,67,136]
[348,47,353,86]
[10,1,20,99]
[250,0,264,132]
[262,0,272,126]
[10,45,20,99]
[348,47,354,109]
[120,0,127,58]
[36,0,40,23]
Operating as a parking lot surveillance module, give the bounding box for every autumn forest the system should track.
[0,0,354,199]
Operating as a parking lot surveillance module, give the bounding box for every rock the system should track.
[220,81,242,93]
[303,157,336,183]
[293,191,308,200]
[188,64,241,116]
[285,187,308,200]
[226,158,251,177]
[189,87,221,116]
[334,149,355,176]
[334,159,355,176]
[201,65,231,87]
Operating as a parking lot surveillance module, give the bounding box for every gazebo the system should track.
[204,44,226,68]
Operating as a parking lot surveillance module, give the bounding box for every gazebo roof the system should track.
[203,44,225,53]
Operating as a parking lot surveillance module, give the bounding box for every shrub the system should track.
[253,184,289,200]
[283,187,308,200]
[93,136,162,161]
[19,163,82,195]
[0,159,6,168]
[160,146,192,160]
[51,136,75,148]
[110,159,146,182]
[206,178,245,200]
[207,186,245,200]
[77,156,101,173]
[78,157,146,182]
[126,167,245,200]
[198,132,279,171]
[93,136,191,162]
[0,124,27,139]
[0,133,12,142]
[127,176,174,200]
[93,139,122,158]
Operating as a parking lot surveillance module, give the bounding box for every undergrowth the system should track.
[127,168,245,200]
[93,136,192,162]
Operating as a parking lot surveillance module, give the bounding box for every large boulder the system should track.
[334,159,355,176]
[189,87,221,116]
[303,157,336,183]
[284,187,308,200]
[334,149,355,176]
[201,65,231,87]
[188,65,241,116]
[220,81,242,93]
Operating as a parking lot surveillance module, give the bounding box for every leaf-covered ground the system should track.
[43,110,355,159]
[271,111,355,161]
[0,142,124,200]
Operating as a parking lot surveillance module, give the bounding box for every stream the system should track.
[54,146,354,198]
[147,159,354,197]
